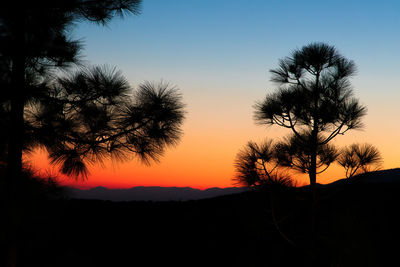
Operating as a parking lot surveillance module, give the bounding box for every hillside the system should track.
[2,169,400,267]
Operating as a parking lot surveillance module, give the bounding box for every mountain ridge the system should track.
[66,185,248,202]
[65,168,400,202]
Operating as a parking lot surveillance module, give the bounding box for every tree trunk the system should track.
[309,149,317,202]
[309,71,320,265]
[5,75,24,267]
[6,10,25,184]
[308,141,318,266]
[5,13,26,267]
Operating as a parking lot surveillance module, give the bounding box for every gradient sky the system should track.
[31,0,400,189]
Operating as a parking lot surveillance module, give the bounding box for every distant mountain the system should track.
[66,186,248,202]
[66,168,400,202]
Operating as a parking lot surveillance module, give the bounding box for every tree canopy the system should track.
[254,42,366,189]
[25,67,185,178]
[0,1,186,179]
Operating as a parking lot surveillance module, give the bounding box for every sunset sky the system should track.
[31,0,400,189]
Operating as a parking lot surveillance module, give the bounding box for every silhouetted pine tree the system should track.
[254,42,366,198]
[249,43,367,262]
[0,3,185,267]
[26,70,185,178]
[0,0,142,181]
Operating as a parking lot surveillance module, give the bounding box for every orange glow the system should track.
[28,87,400,189]
[29,119,399,189]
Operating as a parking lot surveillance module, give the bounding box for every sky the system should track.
[31,0,400,189]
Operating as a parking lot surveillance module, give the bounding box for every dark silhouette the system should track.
[14,168,396,267]
[275,133,339,176]
[233,139,294,188]
[254,42,366,198]
[233,140,301,250]
[0,165,66,202]
[1,2,180,267]
[233,43,369,264]
[26,68,185,178]
[337,143,382,178]
[67,186,247,202]
[1,0,142,182]
[0,5,89,265]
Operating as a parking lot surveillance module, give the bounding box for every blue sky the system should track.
[74,0,400,96]
[50,0,400,187]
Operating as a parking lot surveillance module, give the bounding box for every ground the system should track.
[2,172,400,266]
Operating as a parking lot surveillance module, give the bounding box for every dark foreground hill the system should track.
[2,169,400,267]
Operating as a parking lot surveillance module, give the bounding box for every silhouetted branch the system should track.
[337,143,382,178]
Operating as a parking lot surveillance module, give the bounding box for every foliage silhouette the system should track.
[25,67,185,178]
[337,143,382,178]
[0,3,186,267]
[254,42,366,196]
[1,1,185,179]
[234,43,369,263]
[0,0,142,183]
[233,139,294,188]
[0,164,65,201]
[275,133,339,175]
[233,140,300,250]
